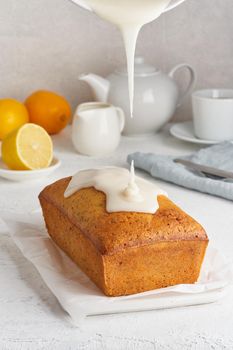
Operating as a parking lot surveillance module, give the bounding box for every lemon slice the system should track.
[1,123,53,170]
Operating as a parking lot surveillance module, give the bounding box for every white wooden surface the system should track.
[0,126,233,350]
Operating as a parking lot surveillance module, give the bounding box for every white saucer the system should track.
[170,121,220,145]
[0,157,61,182]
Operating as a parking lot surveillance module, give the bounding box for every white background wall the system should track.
[0,0,233,121]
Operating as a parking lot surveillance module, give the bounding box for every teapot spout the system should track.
[79,73,110,102]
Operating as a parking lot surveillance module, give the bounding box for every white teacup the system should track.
[72,102,125,156]
[192,89,233,141]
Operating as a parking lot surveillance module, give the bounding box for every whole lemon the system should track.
[0,99,29,140]
[25,90,71,134]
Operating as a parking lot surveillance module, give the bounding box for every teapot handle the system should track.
[115,107,125,133]
[163,0,187,12]
[168,63,196,107]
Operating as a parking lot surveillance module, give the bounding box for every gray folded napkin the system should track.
[127,142,233,201]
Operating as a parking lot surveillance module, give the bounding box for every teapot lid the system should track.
[116,56,159,76]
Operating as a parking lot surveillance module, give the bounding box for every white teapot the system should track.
[79,57,196,135]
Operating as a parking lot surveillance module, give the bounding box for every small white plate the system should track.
[0,157,61,182]
[170,121,220,145]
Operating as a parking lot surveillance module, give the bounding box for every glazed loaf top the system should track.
[39,177,208,255]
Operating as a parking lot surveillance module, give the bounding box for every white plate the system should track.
[0,157,61,181]
[170,121,221,145]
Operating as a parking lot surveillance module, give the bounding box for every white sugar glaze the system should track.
[64,163,167,214]
[86,0,171,117]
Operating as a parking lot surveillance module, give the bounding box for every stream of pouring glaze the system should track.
[64,162,167,214]
[86,0,171,117]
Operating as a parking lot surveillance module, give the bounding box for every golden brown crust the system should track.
[103,240,208,296]
[39,196,106,293]
[39,177,208,255]
[39,176,209,296]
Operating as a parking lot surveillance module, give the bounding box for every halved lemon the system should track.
[1,123,53,170]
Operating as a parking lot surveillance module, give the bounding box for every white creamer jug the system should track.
[72,102,125,156]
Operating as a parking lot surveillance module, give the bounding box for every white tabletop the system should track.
[0,126,233,350]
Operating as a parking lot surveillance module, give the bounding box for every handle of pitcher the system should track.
[116,107,125,133]
[164,0,187,12]
[169,63,196,108]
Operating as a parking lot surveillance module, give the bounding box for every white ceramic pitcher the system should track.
[72,102,125,156]
[69,0,187,13]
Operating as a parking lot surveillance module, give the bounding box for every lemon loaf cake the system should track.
[39,172,208,297]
